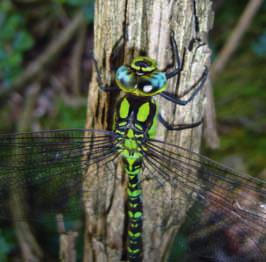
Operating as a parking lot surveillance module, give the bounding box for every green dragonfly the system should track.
[0,32,265,262]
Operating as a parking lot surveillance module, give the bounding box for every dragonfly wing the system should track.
[0,129,119,227]
[142,138,266,261]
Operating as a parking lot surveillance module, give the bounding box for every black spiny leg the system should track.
[161,66,208,106]
[166,31,182,79]
[91,54,119,92]
[159,0,207,131]
[110,28,128,71]
[158,113,203,131]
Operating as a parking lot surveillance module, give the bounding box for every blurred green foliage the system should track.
[0,230,15,261]
[41,99,87,129]
[206,1,266,175]
[209,52,266,174]
[252,32,266,56]
[0,1,34,87]
[0,0,94,88]
[55,0,94,23]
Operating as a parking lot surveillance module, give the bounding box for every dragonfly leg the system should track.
[160,66,208,106]
[91,55,119,92]
[165,12,204,80]
[162,0,208,106]
[165,30,182,79]
[158,113,203,131]
[110,34,128,71]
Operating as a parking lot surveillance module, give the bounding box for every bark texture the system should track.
[84,0,213,261]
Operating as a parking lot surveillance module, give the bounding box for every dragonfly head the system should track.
[115,56,167,97]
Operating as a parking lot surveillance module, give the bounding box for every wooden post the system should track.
[84,0,213,260]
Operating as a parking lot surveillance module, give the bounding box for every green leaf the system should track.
[6,52,22,68]
[0,11,6,27]
[0,1,13,13]
[7,14,23,28]
[54,0,66,3]
[0,233,13,260]
[67,0,85,6]
[0,237,11,254]
[0,14,23,41]
[13,30,34,51]
[0,48,7,61]
[84,4,94,23]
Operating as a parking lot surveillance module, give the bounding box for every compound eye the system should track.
[116,65,136,88]
[146,72,167,90]
[138,71,167,95]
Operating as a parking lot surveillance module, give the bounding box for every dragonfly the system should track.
[0,32,265,262]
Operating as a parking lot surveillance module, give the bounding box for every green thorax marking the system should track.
[119,97,130,119]
[137,102,150,122]
[114,95,158,140]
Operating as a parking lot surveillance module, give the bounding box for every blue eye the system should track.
[139,71,167,93]
[116,65,136,88]
[149,72,167,89]
[116,65,167,96]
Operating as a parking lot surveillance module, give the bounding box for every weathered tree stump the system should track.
[84,1,213,261]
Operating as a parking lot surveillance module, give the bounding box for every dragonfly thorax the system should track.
[114,95,158,140]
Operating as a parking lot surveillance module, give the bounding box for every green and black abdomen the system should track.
[114,95,158,261]
[124,157,143,261]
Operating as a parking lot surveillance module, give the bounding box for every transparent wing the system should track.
[143,138,266,261]
[0,129,119,226]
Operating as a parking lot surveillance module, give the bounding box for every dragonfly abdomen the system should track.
[123,156,143,261]
[117,128,144,261]
[113,95,158,261]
